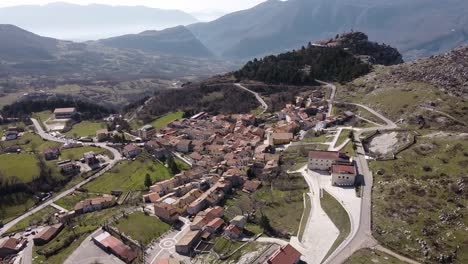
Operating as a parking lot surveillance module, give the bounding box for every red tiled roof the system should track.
[123,144,139,152]
[225,224,242,236]
[331,164,356,175]
[265,244,301,264]
[308,150,348,161]
[0,238,19,250]
[206,217,225,229]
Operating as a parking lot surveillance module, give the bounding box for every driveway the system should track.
[64,229,125,264]
[289,167,339,264]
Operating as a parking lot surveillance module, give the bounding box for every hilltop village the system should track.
[0,85,363,264]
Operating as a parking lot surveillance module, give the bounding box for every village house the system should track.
[43,147,60,160]
[96,129,110,142]
[74,195,114,215]
[308,150,350,171]
[205,218,225,234]
[138,125,157,140]
[264,244,302,264]
[33,224,64,245]
[269,132,294,146]
[176,139,193,153]
[4,130,18,141]
[230,215,247,229]
[154,203,179,223]
[150,178,179,195]
[242,180,262,193]
[93,232,137,263]
[173,189,204,213]
[224,224,242,239]
[84,152,99,167]
[123,144,141,159]
[145,140,168,159]
[57,160,80,174]
[175,230,201,255]
[331,163,357,186]
[143,192,161,203]
[0,237,26,259]
[54,107,77,119]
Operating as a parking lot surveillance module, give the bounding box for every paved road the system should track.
[234,83,269,115]
[0,119,123,236]
[316,80,336,117]
[322,86,415,263]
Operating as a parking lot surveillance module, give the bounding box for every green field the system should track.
[60,146,109,161]
[32,111,53,122]
[0,153,40,182]
[303,131,332,143]
[55,192,100,211]
[225,172,308,236]
[65,121,106,137]
[345,248,406,264]
[0,133,62,153]
[84,155,172,193]
[112,212,171,245]
[148,112,184,131]
[370,136,468,263]
[6,206,58,233]
[321,191,351,261]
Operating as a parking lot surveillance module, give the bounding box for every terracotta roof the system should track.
[331,164,356,175]
[243,180,261,192]
[308,150,348,161]
[34,224,62,241]
[144,192,161,203]
[272,133,293,140]
[206,217,225,230]
[265,244,301,264]
[123,144,139,153]
[225,224,242,237]
[0,238,19,250]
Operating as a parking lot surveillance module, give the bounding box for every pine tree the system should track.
[144,174,152,189]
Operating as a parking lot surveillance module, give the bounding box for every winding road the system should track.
[0,119,123,236]
[234,83,269,115]
[319,84,417,264]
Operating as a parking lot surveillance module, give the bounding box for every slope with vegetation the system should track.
[333,44,468,263]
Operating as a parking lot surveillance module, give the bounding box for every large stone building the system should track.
[308,150,350,171]
[331,164,357,186]
[53,107,76,119]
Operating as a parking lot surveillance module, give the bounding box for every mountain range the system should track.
[1,0,467,61]
[188,0,468,60]
[0,2,198,40]
[0,24,231,81]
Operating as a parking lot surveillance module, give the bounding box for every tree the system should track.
[348,130,355,141]
[260,213,274,235]
[167,156,180,175]
[144,174,152,189]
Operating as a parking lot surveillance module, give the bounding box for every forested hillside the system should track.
[234,44,371,85]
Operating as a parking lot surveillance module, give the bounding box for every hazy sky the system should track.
[0,0,269,12]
